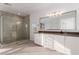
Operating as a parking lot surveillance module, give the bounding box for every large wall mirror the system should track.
[39,10,76,31]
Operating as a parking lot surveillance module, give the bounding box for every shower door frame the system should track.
[0,15,3,46]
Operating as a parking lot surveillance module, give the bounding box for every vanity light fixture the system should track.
[46,11,64,17]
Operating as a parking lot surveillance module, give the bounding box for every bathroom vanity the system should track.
[34,30,79,55]
[34,10,79,55]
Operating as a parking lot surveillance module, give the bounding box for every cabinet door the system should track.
[43,34,54,50]
[65,36,79,55]
[34,33,43,46]
[65,36,79,51]
[54,34,65,53]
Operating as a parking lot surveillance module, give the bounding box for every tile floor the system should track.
[0,40,64,55]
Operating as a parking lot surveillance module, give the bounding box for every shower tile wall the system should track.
[3,14,19,43]
[0,12,29,44]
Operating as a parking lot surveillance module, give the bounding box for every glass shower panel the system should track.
[3,14,18,43]
[0,16,1,43]
[0,13,28,44]
[0,15,3,44]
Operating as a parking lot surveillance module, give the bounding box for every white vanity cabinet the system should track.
[34,33,65,51]
[34,33,54,50]
[65,35,79,55]
[43,34,54,50]
[34,33,65,52]
[53,34,65,54]
[34,32,79,55]
[34,33,43,46]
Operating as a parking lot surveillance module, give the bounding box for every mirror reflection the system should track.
[40,10,76,31]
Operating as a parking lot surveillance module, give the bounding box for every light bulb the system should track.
[46,11,64,17]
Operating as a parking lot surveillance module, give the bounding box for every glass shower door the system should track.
[0,15,3,45]
[3,14,17,43]
[0,16,1,44]
[0,13,29,44]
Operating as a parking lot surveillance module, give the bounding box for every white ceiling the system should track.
[0,3,79,16]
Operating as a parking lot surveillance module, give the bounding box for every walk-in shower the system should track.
[0,11,30,45]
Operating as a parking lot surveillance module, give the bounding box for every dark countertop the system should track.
[37,30,79,37]
[38,30,79,33]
